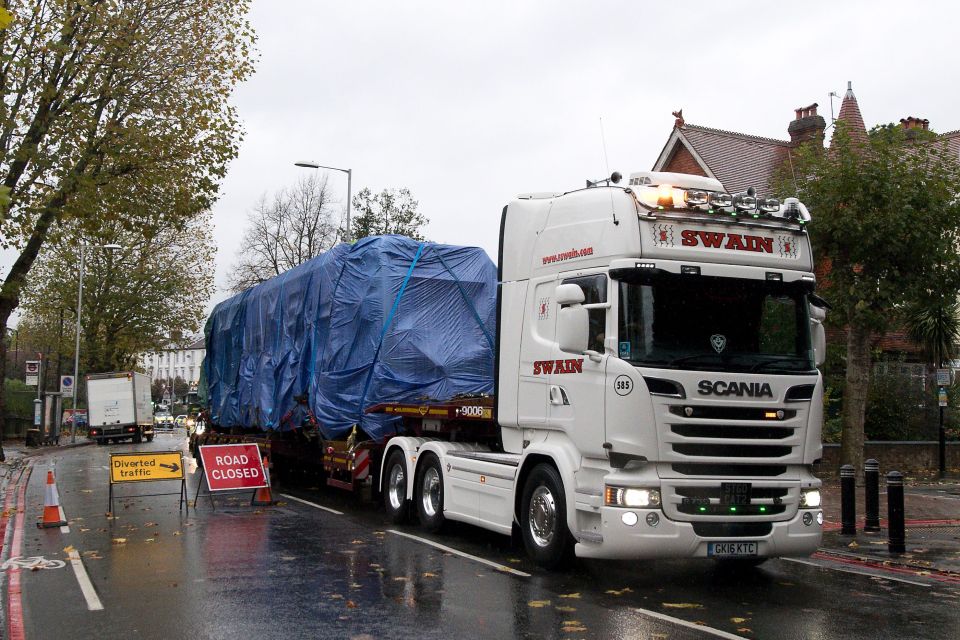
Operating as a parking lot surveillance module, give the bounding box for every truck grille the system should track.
[692,522,772,537]
[671,463,787,477]
[674,486,789,516]
[672,443,793,458]
[671,424,793,440]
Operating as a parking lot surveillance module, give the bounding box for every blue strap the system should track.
[356,242,425,421]
[432,247,495,353]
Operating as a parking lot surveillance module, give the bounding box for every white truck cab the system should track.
[382,172,825,568]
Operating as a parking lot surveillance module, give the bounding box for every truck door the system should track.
[516,275,559,427]
[547,273,609,459]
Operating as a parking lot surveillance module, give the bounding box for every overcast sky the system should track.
[6,0,960,322]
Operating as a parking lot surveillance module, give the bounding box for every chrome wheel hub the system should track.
[528,485,556,547]
[421,467,441,517]
[388,464,406,510]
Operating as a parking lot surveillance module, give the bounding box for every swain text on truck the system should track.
[681,230,774,253]
[533,358,584,375]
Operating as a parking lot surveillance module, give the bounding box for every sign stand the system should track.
[108,451,188,513]
[193,443,269,509]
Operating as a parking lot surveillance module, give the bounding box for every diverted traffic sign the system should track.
[110,451,184,484]
[198,444,267,492]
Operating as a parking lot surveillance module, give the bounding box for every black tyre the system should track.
[520,464,574,569]
[146,434,154,443]
[414,454,445,533]
[383,450,410,524]
[96,439,106,446]
[133,431,143,444]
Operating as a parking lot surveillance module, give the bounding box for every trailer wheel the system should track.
[383,450,410,524]
[414,454,445,533]
[520,464,573,569]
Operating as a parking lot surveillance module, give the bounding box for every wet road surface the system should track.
[3,436,958,639]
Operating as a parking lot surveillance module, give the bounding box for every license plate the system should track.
[720,482,752,505]
[708,542,758,557]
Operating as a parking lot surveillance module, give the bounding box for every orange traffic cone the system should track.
[37,469,67,529]
[251,455,275,506]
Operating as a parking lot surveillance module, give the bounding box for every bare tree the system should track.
[226,174,342,293]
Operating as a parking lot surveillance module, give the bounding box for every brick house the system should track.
[651,82,960,361]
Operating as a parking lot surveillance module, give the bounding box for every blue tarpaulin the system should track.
[203,236,497,440]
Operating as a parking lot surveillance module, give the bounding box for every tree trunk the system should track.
[0,321,7,458]
[840,324,872,478]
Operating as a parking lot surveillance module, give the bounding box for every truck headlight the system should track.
[605,486,661,508]
[800,488,821,508]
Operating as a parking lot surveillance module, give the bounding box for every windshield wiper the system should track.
[666,354,723,367]
[749,357,812,372]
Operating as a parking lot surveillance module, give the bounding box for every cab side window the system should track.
[560,274,608,352]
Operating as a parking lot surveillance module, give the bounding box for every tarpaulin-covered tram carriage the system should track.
[193,236,499,491]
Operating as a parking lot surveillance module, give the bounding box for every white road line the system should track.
[58,507,70,533]
[277,493,344,515]
[67,550,104,611]
[783,557,931,587]
[387,529,531,577]
[632,607,747,640]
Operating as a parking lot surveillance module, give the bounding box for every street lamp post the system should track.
[295,161,352,242]
[71,243,122,443]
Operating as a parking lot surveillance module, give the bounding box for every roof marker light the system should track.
[760,197,781,213]
[709,193,733,209]
[657,184,674,207]
[684,190,708,206]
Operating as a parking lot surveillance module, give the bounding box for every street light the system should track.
[295,160,352,242]
[70,242,122,443]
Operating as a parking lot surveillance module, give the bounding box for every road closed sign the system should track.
[198,444,267,491]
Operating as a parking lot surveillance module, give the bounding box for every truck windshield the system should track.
[616,272,814,374]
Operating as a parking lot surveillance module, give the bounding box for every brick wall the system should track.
[663,144,707,176]
[815,441,960,476]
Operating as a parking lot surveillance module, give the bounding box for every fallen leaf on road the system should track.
[508,558,522,564]
[606,588,633,596]
[351,539,364,544]
[145,538,155,543]
[63,545,75,554]
[173,531,181,536]
[848,540,859,549]
[662,602,703,609]
[144,522,158,527]
[112,538,127,544]
[561,622,587,632]
[559,592,581,599]
[393,576,408,582]
[554,606,576,612]
[737,628,753,634]
[422,572,437,578]
[80,490,92,494]
[80,528,90,532]
[330,594,344,599]
[731,617,749,624]
[346,600,358,609]
[350,583,362,589]
[527,600,551,608]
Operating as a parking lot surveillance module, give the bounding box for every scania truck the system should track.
[376,171,826,567]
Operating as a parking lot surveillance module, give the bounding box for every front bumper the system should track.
[575,507,822,560]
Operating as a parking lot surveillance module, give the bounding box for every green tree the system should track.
[173,375,189,402]
[20,214,216,373]
[903,297,960,370]
[786,124,960,471]
[0,0,255,437]
[351,187,429,241]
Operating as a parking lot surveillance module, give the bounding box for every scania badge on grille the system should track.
[710,334,727,354]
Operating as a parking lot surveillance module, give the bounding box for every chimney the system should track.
[899,116,930,131]
[788,103,826,144]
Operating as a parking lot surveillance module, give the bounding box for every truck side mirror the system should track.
[809,302,827,367]
[555,284,588,354]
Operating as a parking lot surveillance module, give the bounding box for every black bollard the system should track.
[886,471,906,554]
[864,459,881,533]
[840,464,856,535]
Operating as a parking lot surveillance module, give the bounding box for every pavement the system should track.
[2,436,958,574]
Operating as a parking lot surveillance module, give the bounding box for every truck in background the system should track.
[195,170,827,569]
[86,372,155,444]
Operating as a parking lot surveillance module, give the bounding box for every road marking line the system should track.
[783,557,931,587]
[59,507,70,533]
[7,464,31,640]
[67,550,104,611]
[632,607,746,640]
[387,529,531,577]
[277,493,344,515]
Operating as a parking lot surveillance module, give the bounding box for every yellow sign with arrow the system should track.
[110,451,184,484]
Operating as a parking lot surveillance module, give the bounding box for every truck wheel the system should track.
[383,450,410,524]
[414,454,445,533]
[146,434,154,442]
[96,439,106,446]
[520,464,573,569]
[133,431,143,444]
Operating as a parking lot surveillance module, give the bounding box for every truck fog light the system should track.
[802,512,813,526]
[621,512,639,527]
[645,512,660,527]
[816,512,823,525]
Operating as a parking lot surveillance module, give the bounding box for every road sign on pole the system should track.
[25,360,40,386]
[60,375,75,398]
[936,369,952,386]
